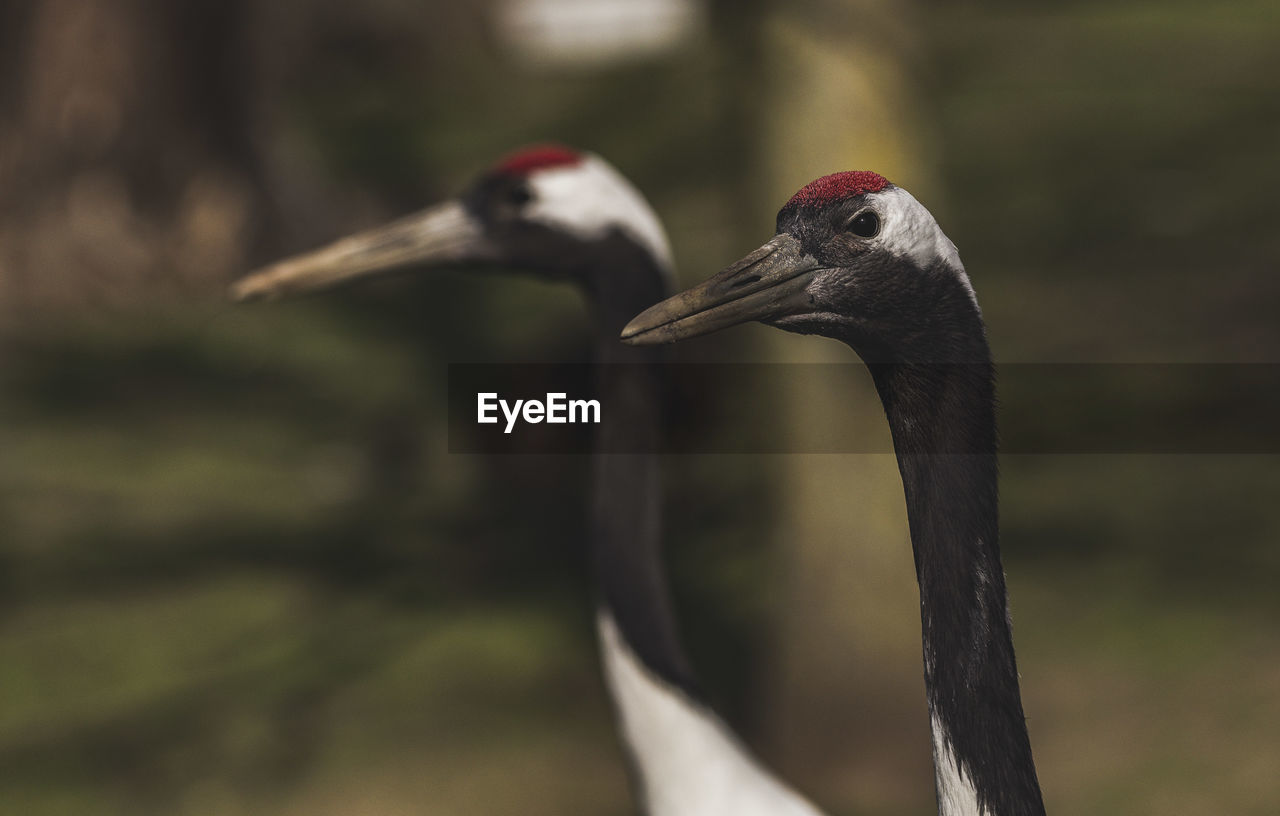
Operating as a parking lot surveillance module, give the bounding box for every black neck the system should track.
[863,302,1045,816]
[584,247,698,693]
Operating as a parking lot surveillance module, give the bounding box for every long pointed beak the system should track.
[621,233,819,345]
[231,200,495,302]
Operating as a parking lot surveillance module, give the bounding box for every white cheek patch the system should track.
[868,187,976,305]
[525,155,675,276]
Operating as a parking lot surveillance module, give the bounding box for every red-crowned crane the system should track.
[233,146,824,816]
[623,171,1047,816]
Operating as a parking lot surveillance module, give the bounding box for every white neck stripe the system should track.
[597,611,826,816]
[931,714,985,816]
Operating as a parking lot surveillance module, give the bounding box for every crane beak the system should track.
[231,200,496,302]
[621,233,819,345]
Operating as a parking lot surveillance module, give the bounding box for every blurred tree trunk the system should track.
[0,0,269,324]
[754,1,944,811]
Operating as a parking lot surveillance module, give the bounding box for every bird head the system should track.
[232,144,672,302]
[621,171,980,361]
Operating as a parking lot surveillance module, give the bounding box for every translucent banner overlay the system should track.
[447,363,1280,454]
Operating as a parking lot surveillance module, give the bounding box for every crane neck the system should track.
[866,315,1045,816]
[584,247,697,695]
[584,242,825,816]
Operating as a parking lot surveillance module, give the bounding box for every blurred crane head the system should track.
[232,145,671,302]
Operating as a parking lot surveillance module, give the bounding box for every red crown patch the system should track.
[491,144,584,177]
[786,171,890,208]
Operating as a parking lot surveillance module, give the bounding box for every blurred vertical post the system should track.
[755,1,939,810]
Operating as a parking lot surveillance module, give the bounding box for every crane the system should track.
[623,170,1048,816]
[233,146,823,816]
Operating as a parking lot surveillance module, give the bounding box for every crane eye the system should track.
[846,211,880,238]
[506,184,533,207]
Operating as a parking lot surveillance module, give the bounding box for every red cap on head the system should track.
[491,144,584,177]
[786,171,890,208]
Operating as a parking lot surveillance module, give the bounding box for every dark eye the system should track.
[847,211,880,238]
[506,184,533,207]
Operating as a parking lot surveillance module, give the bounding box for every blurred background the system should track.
[1,0,1278,814]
